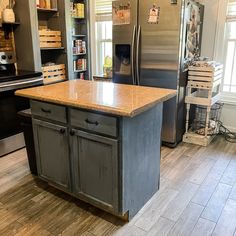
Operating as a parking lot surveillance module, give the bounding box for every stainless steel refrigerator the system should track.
[112,0,204,146]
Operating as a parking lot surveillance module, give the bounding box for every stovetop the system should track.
[0,70,42,83]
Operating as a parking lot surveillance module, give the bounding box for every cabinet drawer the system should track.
[31,100,67,123]
[70,109,117,137]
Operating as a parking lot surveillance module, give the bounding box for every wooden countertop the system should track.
[15,80,176,117]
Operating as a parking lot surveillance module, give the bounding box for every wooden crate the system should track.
[183,62,223,146]
[42,64,66,84]
[183,132,216,147]
[188,64,223,82]
[0,30,13,51]
[39,30,62,48]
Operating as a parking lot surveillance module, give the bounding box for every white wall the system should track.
[199,0,220,59]
[199,0,236,131]
[220,104,236,132]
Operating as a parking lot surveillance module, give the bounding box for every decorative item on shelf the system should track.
[37,0,56,10]
[45,0,51,9]
[0,30,13,51]
[73,39,86,54]
[2,0,15,23]
[73,59,86,72]
[36,0,40,8]
[80,73,84,80]
[39,29,62,48]
[42,63,66,83]
[71,3,85,18]
[39,0,46,9]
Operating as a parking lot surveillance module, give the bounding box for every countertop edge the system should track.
[15,90,177,117]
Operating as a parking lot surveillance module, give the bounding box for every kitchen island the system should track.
[15,80,176,220]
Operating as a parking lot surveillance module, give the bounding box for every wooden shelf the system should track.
[72,17,85,19]
[73,53,86,56]
[183,131,216,147]
[2,22,20,27]
[72,34,86,37]
[37,8,58,13]
[40,47,64,50]
[74,70,86,73]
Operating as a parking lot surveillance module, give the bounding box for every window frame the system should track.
[215,0,236,104]
[90,0,113,76]
[95,20,112,75]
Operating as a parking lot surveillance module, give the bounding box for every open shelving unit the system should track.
[70,0,90,80]
[36,0,68,85]
[14,0,71,85]
[13,0,90,82]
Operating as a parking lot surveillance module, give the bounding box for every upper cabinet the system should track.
[14,0,91,83]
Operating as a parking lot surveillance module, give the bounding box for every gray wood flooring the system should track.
[0,136,236,235]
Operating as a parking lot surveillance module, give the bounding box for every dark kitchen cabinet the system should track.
[32,119,71,191]
[30,100,162,219]
[70,129,119,213]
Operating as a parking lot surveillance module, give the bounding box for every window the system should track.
[223,1,236,94]
[95,0,113,76]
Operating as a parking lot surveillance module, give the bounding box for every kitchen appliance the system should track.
[112,0,204,146]
[0,51,43,157]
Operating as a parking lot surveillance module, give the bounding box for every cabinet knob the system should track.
[70,130,75,136]
[60,128,65,134]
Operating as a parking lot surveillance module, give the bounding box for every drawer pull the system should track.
[41,108,51,113]
[85,119,99,126]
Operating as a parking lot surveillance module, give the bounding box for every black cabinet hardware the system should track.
[85,119,99,126]
[41,108,51,113]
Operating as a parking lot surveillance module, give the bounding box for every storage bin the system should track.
[39,30,62,48]
[42,64,66,83]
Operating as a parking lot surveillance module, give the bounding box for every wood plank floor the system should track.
[0,136,236,236]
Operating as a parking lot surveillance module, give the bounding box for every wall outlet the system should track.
[171,0,177,4]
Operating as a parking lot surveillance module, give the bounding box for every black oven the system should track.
[0,90,29,140]
[0,72,43,157]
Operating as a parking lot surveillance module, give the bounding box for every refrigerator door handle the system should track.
[131,25,136,85]
[136,25,141,85]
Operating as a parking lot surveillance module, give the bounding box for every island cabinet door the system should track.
[32,119,71,192]
[70,130,119,214]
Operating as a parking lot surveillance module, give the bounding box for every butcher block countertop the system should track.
[15,80,176,117]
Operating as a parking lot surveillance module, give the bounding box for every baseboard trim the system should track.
[224,126,236,133]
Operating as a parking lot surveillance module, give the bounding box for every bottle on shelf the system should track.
[45,0,51,9]
[36,0,40,8]
[70,3,85,18]
[39,0,46,8]
[73,59,87,71]
[73,40,86,54]
[80,73,85,80]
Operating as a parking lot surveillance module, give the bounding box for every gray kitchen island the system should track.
[16,80,176,220]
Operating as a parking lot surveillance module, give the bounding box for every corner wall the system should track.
[198,0,236,131]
